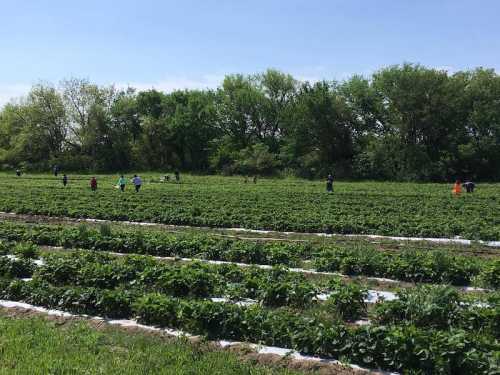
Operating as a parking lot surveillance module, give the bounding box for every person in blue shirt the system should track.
[132,175,142,193]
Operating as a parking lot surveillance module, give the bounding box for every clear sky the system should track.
[1,0,499,106]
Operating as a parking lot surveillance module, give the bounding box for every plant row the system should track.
[1,246,498,334]
[0,277,497,374]
[0,176,499,240]
[0,221,498,288]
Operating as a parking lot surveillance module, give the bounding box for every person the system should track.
[175,170,180,182]
[452,180,462,196]
[253,176,257,184]
[53,165,59,177]
[15,169,21,177]
[132,174,142,193]
[244,176,248,183]
[62,174,68,187]
[463,179,476,193]
[117,175,126,192]
[326,174,334,193]
[90,177,97,192]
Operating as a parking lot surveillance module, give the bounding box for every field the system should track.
[0,173,499,374]
[0,173,499,239]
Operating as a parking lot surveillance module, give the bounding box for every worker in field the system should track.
[117,175,126,192]
[463,179,476,193]
[175,170,180,182]
[132,174,142,193]
[90,177,98,192]
[15,169,21,177]
[62,174,68,187]
[452,180,462,196]
[253,175,257,184]
[53,165,59,177]
[326,174,334,192]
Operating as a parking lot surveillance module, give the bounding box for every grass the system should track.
[0,313,299,375]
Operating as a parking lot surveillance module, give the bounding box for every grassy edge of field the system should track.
[0,309,299,375]
[0,308,366,375]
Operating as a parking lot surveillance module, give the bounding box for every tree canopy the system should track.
[1,64,499,181]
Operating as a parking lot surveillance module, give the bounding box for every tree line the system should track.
[1,63,499,181]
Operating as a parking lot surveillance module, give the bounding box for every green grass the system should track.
[0,314,299,375]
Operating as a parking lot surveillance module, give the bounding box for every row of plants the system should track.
[0,221,498,288]
[314,247,500,288]
[2,243,498,333]
[0,277,497,374]
[0,176,498,240]
[28,250,347,312]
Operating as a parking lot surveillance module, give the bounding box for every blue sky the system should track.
[1,0,499,106]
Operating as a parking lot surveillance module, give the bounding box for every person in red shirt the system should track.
[90,177,98,192]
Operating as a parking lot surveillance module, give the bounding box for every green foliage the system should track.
[13,241,39,259]
[1,65,500,180]
[324,278,367,321]
[477,260,500,289]
[0,220,497,288]
[0,257,35,278]
[373,285,462,329]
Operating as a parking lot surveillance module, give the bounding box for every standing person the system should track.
[175,170,180,182]
[62,174,68,187]
[53,165,59,177]
[15,169,21,177]
[132,174,142,193]
[117,175,126,192]
[90,177,97,192]
[326,174,334,193]
[253,176,257,184]
[463,179,476,193]
[452,180,462,196]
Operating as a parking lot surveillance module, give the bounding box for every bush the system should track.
[324,278,367,321]
[373,285,461,329]
[13,242,39,259]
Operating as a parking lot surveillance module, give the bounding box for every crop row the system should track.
[0,274,498,374]
[0,176,499,240]
[1,244,498,337]
[0,221,498,288]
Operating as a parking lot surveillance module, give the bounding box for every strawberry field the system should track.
[0,173,499,240]
[0,173,499,374]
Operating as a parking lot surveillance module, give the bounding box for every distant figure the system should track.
[53,165,59,177]
[62,174,68,187]
[175,170,180,182]
[326,174,334,193]
[452,180,462,196]
[160,175,170,183]
[15,169,21,177]
[253,176,257,184]
[90,177,97,192]
[244,176,248,183]
[463,180,476,193]
[117,175,126,192]
[132,174,142,193]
